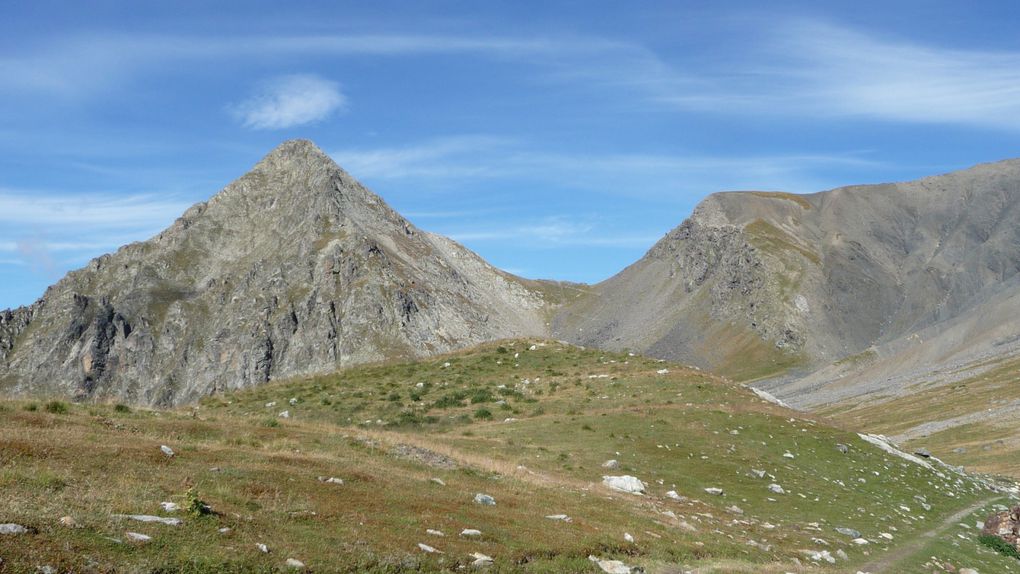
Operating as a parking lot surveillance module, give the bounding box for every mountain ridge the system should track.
[5,140,1020,413]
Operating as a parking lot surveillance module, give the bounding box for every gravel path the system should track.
[857,497,996,573]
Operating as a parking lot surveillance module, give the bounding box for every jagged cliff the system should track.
[0,140,547,405]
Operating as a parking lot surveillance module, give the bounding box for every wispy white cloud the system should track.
[776,21,1020,129]
[333,136,512,180]
[0,33,595,99]
[0,189,193,275]
[332,137,882,198]
[445,216,661,248]
[0,189,192,229]
[8,25,1020,132]
[635,20,1020,130]
[231,74,346,130]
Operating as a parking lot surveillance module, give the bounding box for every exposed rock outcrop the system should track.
[0,140,546,406]
[982,505,1020,551]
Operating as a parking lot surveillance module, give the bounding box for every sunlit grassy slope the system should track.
[820,353,1020,479]
[1,340,1017,573]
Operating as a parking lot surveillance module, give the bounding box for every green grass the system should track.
[1,340,1016,573]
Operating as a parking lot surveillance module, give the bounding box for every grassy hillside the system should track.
[1,341,1016,572]
[821,353,1020,479]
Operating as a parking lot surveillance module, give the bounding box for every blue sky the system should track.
[3,1,1020,309]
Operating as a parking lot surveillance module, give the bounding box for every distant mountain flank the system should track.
[554,158,1020,404]
[3,140,1020,408]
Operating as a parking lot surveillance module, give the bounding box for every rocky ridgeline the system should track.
[5,140,1020,411]
[0,141,546,406]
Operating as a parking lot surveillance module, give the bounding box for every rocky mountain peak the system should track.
[0,141,547,406]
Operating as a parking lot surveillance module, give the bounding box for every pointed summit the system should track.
[255,138,336,170]
[0,141,547,406]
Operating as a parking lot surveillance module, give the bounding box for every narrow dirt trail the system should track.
[857,497,997,573]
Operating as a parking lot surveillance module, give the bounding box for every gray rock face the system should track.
[0,140,546,406]
[554,159,1020,399]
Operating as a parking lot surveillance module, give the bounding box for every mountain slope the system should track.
[0,140,546,406]
[1,341,1014,573]
[554,159,1020,394]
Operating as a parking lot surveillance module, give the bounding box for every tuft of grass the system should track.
[113,403,131,413]
[44,400,69,414]
[473,408,492,420]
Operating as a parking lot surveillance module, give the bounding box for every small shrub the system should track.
[262,418,280,428]
[185,487,213,516]
[24,403,38,412]
[979,534,1020,560]
[433,391,467,409]
[387,392,401,402]
[113,403,131,413]
[469,389,494,404]
[473,408,493,420]
[496,346,508,354]
[45,401,69,414]
[581,424,594,431]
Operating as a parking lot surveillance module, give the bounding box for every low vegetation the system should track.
[0,340,1016,572]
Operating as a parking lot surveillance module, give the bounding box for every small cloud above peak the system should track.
[231,74,346,130]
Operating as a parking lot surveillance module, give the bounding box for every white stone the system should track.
[624,532,634,543]
[665,490,685,500]
[256,543,269,553]
[803,549,835,564]
[588,555,633,574]
[545,514,571,522]
[602,475,646,495]
[112,514,182,526]
[0,524,28,535]
[278,410,290,418]
[474,493,496,505]
[160,502,179,512]
[768,483,786,494]
[602,459,619,469]
[285,558,305,568]
[431,478,446,486]
[852,538,869,545]
[317,476,343,484]
[160,445,174,457]
[656,369,669,375]
[704,487,724,496]
[461,529,482,537]
[289,398,298,405]
[418,542,441,553]
[125,532,151,543]
[470,552,494,567]
[426,529,444,536]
